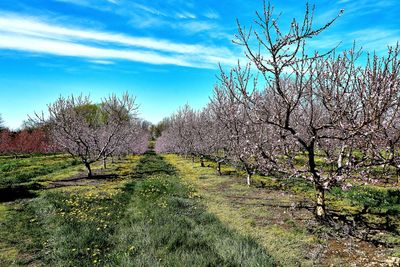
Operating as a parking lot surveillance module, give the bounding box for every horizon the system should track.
[0,0,399,129]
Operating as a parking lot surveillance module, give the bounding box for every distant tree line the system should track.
[0,126,55,156]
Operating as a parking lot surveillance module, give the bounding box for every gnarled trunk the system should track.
[246,173,251,186]
[85,162,93,178]
[243,162,252,186]
[217,162,222,175]
[315,184,326,218]
[396,165,400,185]
[337,144,346,175]
[103,157,107,169]
[308,143,326,219]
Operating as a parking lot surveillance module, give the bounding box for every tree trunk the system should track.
[200,156,205,167]
[315,184,326,218]
[217,162,222,176]
[242,161,252,186]
[337,144,346,175]
[308,143,326,219]
[103,157,107,169]
[345,148,353,169]
[246,173,251,186]
[85,162,93,178]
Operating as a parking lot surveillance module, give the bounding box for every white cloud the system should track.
[54,0,116,7]
[0,33,196,66]
[176,12,196,19]
[54,0,89,5]
[204,10,220,19]
[128,15,166,29]
[89,60,115,64]
[178,21,217,34]
[348,28,400,52]
[308,36,343,50]
[307,28,399,55]
[336,0,396,17]
[132,3,166,16]
[0,13,239,68]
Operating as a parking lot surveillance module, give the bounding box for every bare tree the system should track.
[231,1,400,218]
[155,105,198,159]
[357,48,400,183]
[210,72,266,185]
[32,93,139,177]
[155,105,221,170]
[153,2,400,221]
[111,119,150,158]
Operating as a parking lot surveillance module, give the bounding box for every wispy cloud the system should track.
[204,10,220,20]
[89,59,115,64]
[348,28,400,52]
[54,0,116,8]
[0,13,238,68]
[178,21,217,34]
[333,0,397,17]
[0,33,195,66]
[307,28,399,55]
[52,0,230,41]
[54,0,88,5]
[176,11,196,19]
[132,3,166,16]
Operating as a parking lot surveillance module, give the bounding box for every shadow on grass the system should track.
[0,183,41,202]
[44,173,121,190]
[131,150,177,178]
[52,173,118,182]
[1,170,120,202]
[106,149,276,266]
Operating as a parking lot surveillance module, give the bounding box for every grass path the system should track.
[164,154,392,266]
[102,150,274,266]
[0,151,274,266]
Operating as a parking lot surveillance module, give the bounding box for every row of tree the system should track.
[32,93,150,177]
[0,93,150,177]
[155,2,400,219]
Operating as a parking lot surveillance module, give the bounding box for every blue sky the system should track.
[0,0,398,129]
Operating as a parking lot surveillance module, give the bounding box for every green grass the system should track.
[0,154,79,201]
[165,154,316,266]
[0,154,77,181]
[107,151,274,266]
[260,175,400,234]
[0,151,274,266]
[4,150,397,265]
[166,154,400,264]
[0,155,140,266]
